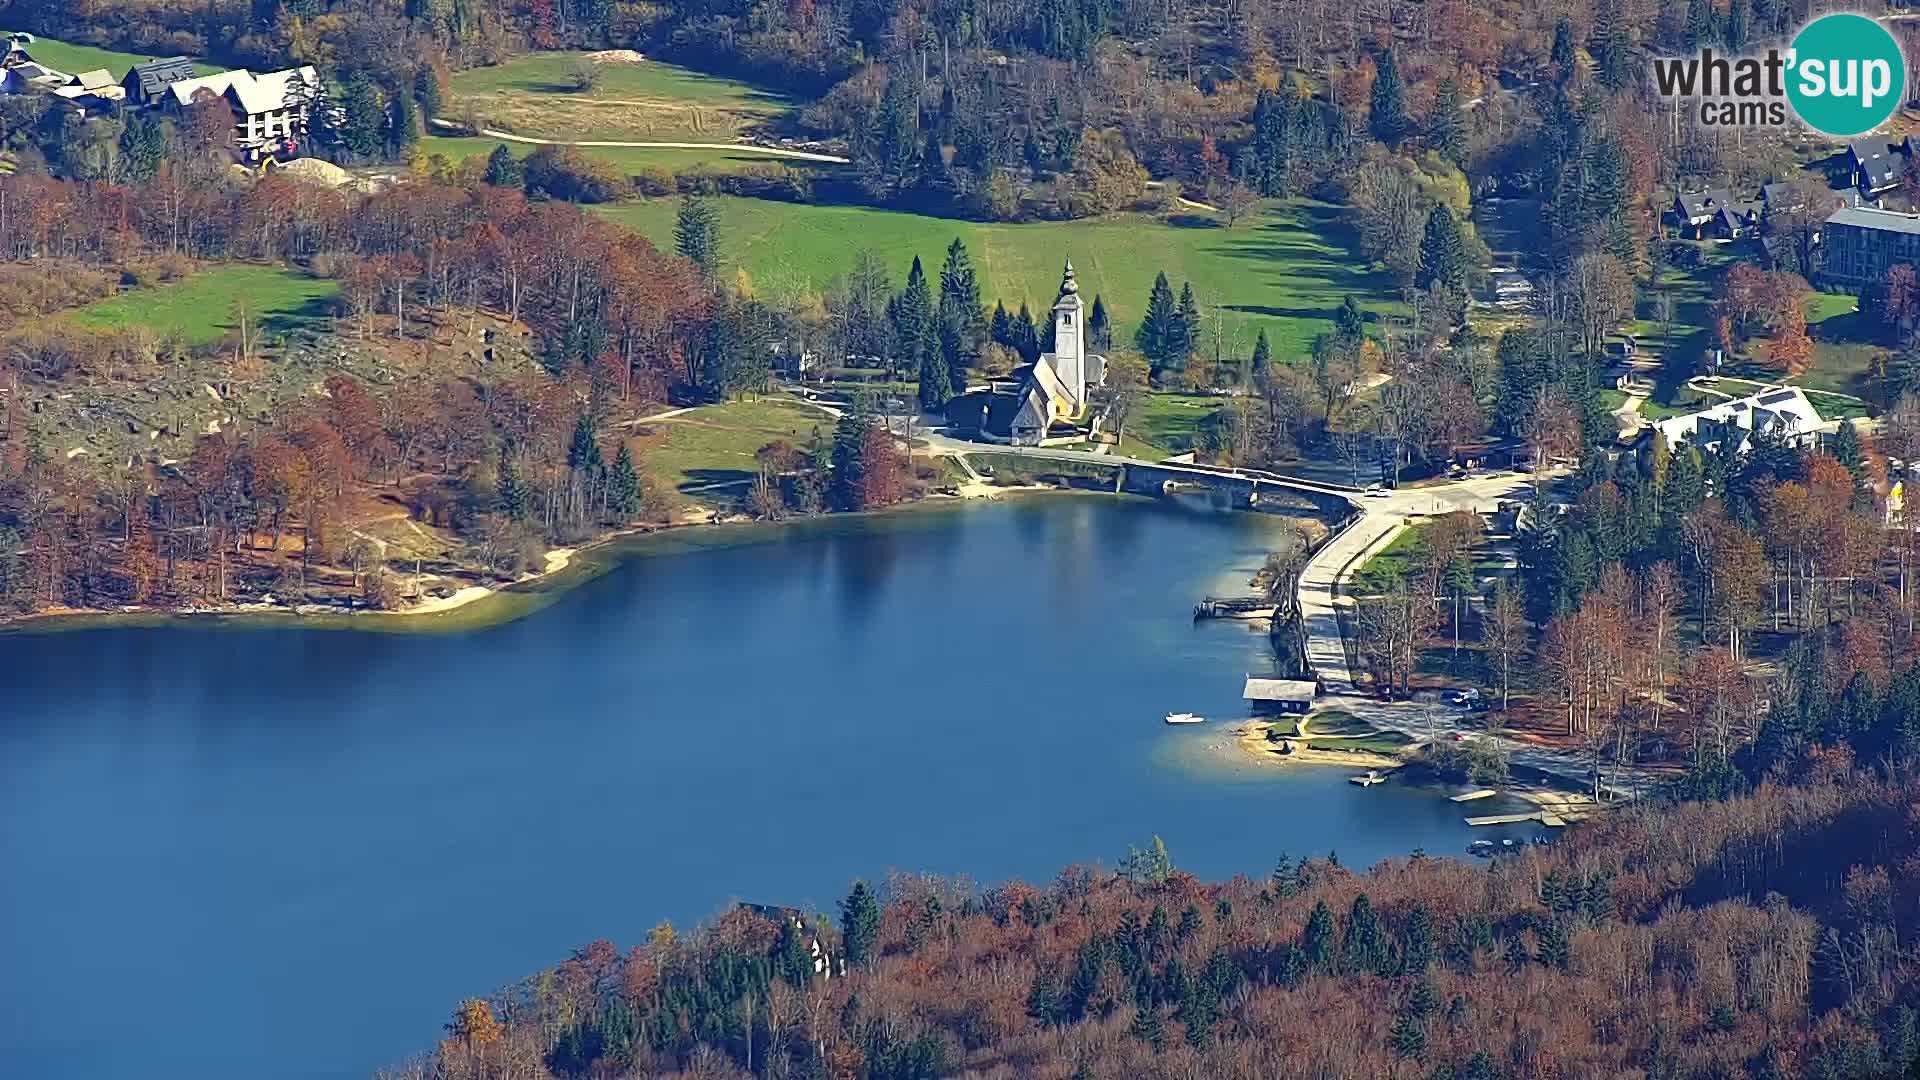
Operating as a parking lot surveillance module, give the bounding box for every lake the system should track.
[0,495,1539,1078]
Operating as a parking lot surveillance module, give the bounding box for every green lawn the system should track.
[417,135,817,177]
[19,37,221,77]
[601,198,1401,364]
[66,265,339,346]
[447,52,796,141]
[1130,393,1225,454]
[1351,525,1428,595]
[629,397,834,500]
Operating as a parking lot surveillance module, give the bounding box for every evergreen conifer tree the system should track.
[1337,296,1366,342]
[1370,49,1409,143]
[1136,272,1180,373]
[1175,282,1201,366]
[609,444,641,517]
[483,143,523,188]
[1430,78,1468,167]
[1251,329,1272,378]
[497,450,529,522]
[338,72,384,160]
[841,881,881,967]
[674,196,721,280]
[1089,294,1111,350]
[1418,204,1469,293]
[936,239,983,395]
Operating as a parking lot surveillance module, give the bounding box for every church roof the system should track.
[1029,352,1071,405]
[1053,259,1081,309]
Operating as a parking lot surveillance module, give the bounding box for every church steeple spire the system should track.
[1058,258,1078,297]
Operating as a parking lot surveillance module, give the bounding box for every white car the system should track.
[1365,486,1391,498]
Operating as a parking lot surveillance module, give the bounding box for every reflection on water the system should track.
[2,495,1542,1080]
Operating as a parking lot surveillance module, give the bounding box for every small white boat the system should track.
[1165,712,1204,725]
[1349,770,1386,787]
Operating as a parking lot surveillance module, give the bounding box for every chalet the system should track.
[1761,181,1807,218]
[120,56,197,108]
[1243,676,1319,715]
[162,65,319,164]
[949,260,1107,446]
[736,904,838,978]
[1672,189,1735,238]
[1819,204,1920,287]
[1648,386,1827,455]
[1711,200,1761,239]
[1848,137,1903,196]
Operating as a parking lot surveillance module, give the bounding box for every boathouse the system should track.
[1243,676,1318,715]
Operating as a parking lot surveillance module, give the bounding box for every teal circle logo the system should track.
[1786,14,1906,137]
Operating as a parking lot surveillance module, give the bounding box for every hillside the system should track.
[405,767,1920,1079]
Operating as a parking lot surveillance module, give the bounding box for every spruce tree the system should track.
[413,67,442,124]
[1591,0,1634,89]
[1389,1010,1427,1061]
[829,409,870,511]
[1136,272,1180,374]
[385,85,418,157]
[338,72,384,160]
[567,414,603,474]
[1089,294,1111,350]
[936,238,983,395]
[990,301,1011,348]
[1300,900,1336,974]
[1549,19,1576,80]
[1370,49,1408,144]
[673,195,721,280]
[840,881,881,967]
[1336,296,1366,342]
[483,144,523,188]
[1250,329,1272,378]
[1013,302,1039,363]
[118,115,168,182]
[609,444,641,517]
[1128,1005,1165,1049]
[1430,78,1468,167]
[1418,204,1469,293]
[1175,282,1201,367]
[497,450,529,522]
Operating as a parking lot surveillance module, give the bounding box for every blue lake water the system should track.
[0,495,1539,1077]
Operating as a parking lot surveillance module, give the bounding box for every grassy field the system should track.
[66,265,339,346]
[448,52,795,142]
[1351,526,1428,595]
[601,198,1400,364]
[627,397,835,502]
[417,135,815,177]
[21,37,221,77]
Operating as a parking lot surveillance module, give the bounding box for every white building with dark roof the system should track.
[1650,386,1827,455]
[161,65,319,163]
[949,261,1108,446]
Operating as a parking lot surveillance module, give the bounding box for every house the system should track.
[1819,204,1920,286]
[736,903,838,977]
[1761,182,1808,218]
[0,34,72,98]
[1712,200,1762,239]
[1672,189,1736,238]
[953,260,1107,446]
[1243,676,1319,715]
[1848,137,1903,196]
[161,65,319,163]
[1648,386,1827,455]
[120,56,198,108]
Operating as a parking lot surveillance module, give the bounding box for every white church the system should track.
[948,260,1108,446]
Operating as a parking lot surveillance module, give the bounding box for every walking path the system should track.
[430,119,850,163]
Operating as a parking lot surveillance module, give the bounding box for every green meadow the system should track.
[447,52,795,142]
[600,198,1400,363]
[20,36,220,77]
[66,265,339,346]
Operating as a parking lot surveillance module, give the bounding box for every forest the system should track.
[390,758,1920,1079]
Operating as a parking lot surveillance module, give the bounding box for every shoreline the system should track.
[0,486,1119,636]
[1230,719,1406,770]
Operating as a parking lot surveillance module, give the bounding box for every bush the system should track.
[634,166,677,197]
[523,145,629,203]
[1420,738,1510,784]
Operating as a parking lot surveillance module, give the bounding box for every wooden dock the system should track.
[1465,810,1569,827]
[1194,596,1275,620]
[1465,812,1538,826]
[1450,789,1497,802]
